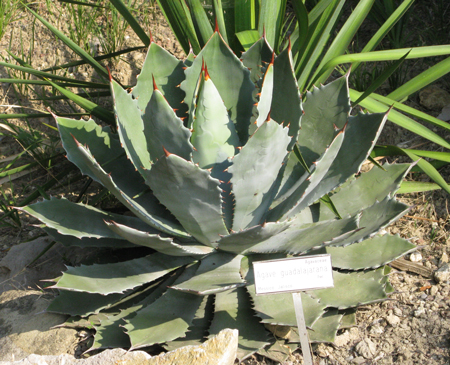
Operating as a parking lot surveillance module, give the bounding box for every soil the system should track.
[1,2,450,364]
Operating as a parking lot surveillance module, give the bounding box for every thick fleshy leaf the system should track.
[217,221,291,254]
[257,339,298,364]
[324,234,416,270]
[146,153,228,246]
[142,87,193,162]
[105,221,213,257]
[240,36,273,83]
[124,264,203,349]
[22,197,149,240]
[191,71,239,168]
[171,253,246,295]
[271,46,302,149]
[248,215,359,255]
[44,227,134,248]
[310,268,390,309]
[326,163,411,217]
[230,120,291,231]
[288,110,387,218]
[52,253,194,295]
[132,42,186,115]
[268,128,345,221]
[253,60,274,131]
[208,287,271,361]
[290,309,343,343]
[47,290,125,316]
[164,295,214,351]
[111,80,151,173]
[181,32,255,144]
[298,75,350,166]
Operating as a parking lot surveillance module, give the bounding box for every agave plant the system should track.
[22,30,416,361]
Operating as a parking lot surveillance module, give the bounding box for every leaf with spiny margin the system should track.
[321,234,416,270]
[111,79,151,174]
[105,221,213,257]
[230,120,291,231]
[248,215,359,255]
[124,264,203,350]
[208,287,271,361]
[142,88,193,162]
[340,197,410,245]
[271,46,302,150]
[241,37,273,83]
[252,60,274,133]
[212,160,234,231]
[22,197,151,240]
[288,110,388,219]
[245,259,326,327]
[217,221,291,254]
[267,128,345,222]
[89,273,180,351]
[56,117,181,229]
[339,308,357,329]
[257,340,298,364]
[181,32,255,144]
[299,75,350,166]
[132,42,187,117]
[191,71,239,169]
[290,309,343,343]
[145,153,228,246]
[63,135,191,238]
[52,253,194,295]
[171,252,246,295]
[324,163,411,217]
[309,268,390,309]
[164,295,214,351]
[44,227,135,248]
[47,290,125,316]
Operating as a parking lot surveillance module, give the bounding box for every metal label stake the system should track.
[253,254,334,364]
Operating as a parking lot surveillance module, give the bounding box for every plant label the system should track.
[253,254,334,295]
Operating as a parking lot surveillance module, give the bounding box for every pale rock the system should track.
[369,324,384,335]
[355,338,377,359]
[0,329,238,365]
[386,314,401,327]
[409,252,422,262]
[434,263,450,283]
[414,306,426,317]
[393,307,403,317]
[430,286,439,296]
[419,85,450,110]
[334,327,359,347]
[351,357,366,364]
[440,252,449,264]
[437,104,450,121]
[264,324,291,339]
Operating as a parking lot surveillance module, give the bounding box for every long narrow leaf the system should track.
[186,0,213,46]
[27,7,109,80]
[387,56,450,101]
[258,0,287,52]
[108,0,150,46]
[212,0,228,44]
[398,181,450,194]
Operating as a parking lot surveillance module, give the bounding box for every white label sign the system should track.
[253,254,334,295]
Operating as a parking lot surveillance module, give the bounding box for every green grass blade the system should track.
[397,181,449,194]
[349,89,450,150]
[27,7,109,80]
[0,113,87,120]
[317,46,450,82]
[212,0,228,44]
[258,0,287,52]
[235,0,258,32]
[291,0,309,54]
[108,0,150,46]
[311,0,375,87]
[45,79,115,125]
[0,79,108,88]
[308,0,335,24]
[157,0,201,54]
[352,0,414,73]
[369,92,450,131]
[186,0,213,46]
[352,51,410,105]
[236,30,261,51]
[387,56,450,101]
[372,145,450,163]
[59,0,104,7]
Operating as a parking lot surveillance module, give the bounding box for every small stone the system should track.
[393,307,402,317]
[434,263,450,283]
[430,286,439,296]
[355,338,377,359]
[386,314,401,327]
[410,252,422,262]
[351,357,367,364]
[441,252,449,264]
[419,85,450,110]
[370,324,384,335]
[414,306,426,317]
